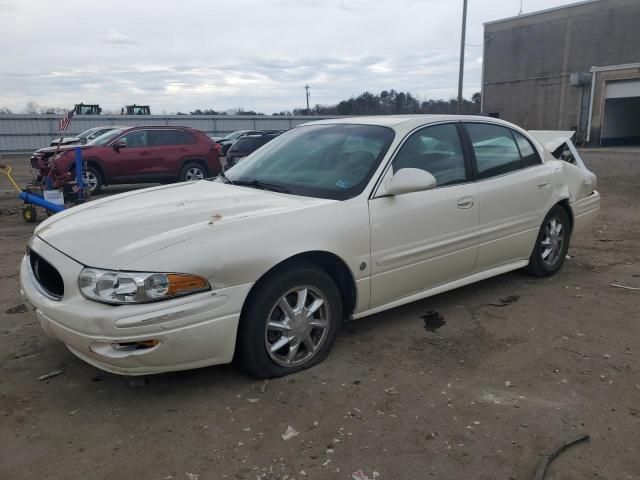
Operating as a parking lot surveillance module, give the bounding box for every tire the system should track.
[73,165,102,194]
[527,205,571,277]
[22,205,37,223]
[180,162,207,182]
[237,262,343,379]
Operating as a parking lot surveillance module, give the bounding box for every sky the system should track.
[0,0,581,114]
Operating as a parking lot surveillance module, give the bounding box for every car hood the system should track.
[36,144,90,155]
[35,180,333,269]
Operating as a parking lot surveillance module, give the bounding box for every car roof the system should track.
[301,114,520,129]
[120,125,194,131]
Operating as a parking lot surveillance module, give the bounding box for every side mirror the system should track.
[384,168,437,196]
[112,139,127,152]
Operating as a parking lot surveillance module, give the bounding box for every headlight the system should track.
[78,268,209,304]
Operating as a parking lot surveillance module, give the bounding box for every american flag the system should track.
[58,109,74,131]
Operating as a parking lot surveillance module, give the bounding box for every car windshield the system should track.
[224,124,395,200]
[87,128,124,146]
[76,127,99,139]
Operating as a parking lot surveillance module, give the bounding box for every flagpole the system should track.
[51,109,71,161]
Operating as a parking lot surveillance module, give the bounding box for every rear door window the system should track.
[233,138,258,153]
[465,123,523,179]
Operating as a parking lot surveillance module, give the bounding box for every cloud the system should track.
[102,30,138,46]
[0,0,578,113]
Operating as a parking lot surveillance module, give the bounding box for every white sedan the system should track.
[20,115,600,378]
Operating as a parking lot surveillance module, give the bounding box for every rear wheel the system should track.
[527,205,571,277]
[180,162,207,182]
[237,262,342,378]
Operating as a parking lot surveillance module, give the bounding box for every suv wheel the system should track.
[237,262,342,378]
[180,162,206,182]
[72,165,102,194]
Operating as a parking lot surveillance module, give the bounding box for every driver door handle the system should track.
[457,197,475,209]
[140,151,152,156]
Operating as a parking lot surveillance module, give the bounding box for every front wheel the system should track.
[237,262,343,378]
[527,205,571,277]
[73,166,102,194]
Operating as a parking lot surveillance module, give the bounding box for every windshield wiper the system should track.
[233,179,290,194]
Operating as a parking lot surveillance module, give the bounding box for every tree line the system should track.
[1,90,481,116]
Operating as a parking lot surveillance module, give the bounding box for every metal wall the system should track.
[482,0,640,143]
[0,115,336,153]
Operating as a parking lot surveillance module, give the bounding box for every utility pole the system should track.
[457,0,468,114]
[305,84,310,115]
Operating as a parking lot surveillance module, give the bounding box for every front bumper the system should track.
[20,236,253,375]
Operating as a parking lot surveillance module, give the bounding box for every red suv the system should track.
[33,126,221,193]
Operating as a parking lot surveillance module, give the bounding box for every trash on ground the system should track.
[421,311,445,332]
[610,283,640,291]
[247,398,259,403]
[352,470,372,480]
[531,434,589,480]
[281,425,299,440]
[37,369,64,381]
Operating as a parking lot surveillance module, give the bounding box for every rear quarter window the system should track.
[513,131,542,167]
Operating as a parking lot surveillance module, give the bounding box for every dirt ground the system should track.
[0,151,638,480]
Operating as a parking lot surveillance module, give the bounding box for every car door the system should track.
[107,129,156,181]
[368,123,479,308]
[148,129,189,177]
[463,122,555,271]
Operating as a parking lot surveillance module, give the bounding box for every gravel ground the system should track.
[0,150,638,480]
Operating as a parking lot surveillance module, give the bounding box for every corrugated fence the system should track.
[0,114,337,153]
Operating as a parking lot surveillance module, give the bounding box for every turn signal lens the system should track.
[167,274,209,296]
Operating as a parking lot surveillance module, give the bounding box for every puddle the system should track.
[421,311,446,332]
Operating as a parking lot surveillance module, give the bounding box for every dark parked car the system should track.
[225,132,282,169]
[31,126,221,194]
[216,130,260,155]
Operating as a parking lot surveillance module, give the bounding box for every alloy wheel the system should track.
[264,286,331,367]
[83,171,98,192]
[540,216,565,267]
[185,167,205,181]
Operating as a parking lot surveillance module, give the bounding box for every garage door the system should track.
[605,79,640,99]
[601,79,640,146]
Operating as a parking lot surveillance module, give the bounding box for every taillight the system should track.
[212,143,221,154]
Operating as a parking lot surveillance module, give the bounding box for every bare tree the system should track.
[0,107,12,114]
[23,101,41,114]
